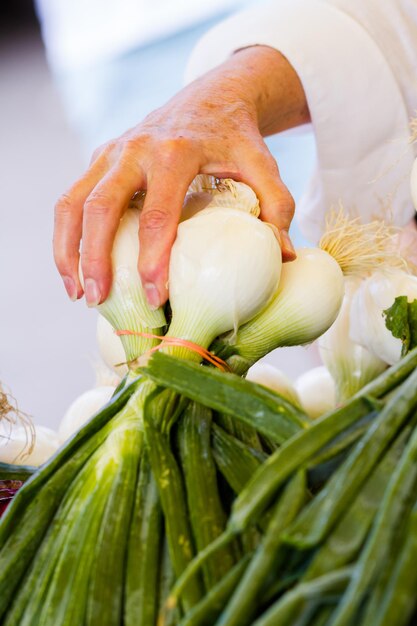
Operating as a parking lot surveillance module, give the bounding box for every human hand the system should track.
[54,46,309,308]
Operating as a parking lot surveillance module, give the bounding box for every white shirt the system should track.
[185,0,417,242]
[35,0,247,73]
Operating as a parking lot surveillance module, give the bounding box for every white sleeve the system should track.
[185,0,417,242]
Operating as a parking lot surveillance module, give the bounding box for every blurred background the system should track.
[0,0,316,431]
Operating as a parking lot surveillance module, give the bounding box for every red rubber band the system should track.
[115,330,231,372]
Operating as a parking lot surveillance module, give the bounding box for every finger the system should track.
[54,153,112,300]
[241,151,296,262]
[139,162,198,307]
[81,163,145,306]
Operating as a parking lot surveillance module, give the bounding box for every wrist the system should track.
[228,45,310,136]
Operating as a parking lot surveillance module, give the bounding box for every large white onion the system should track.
[167,206,281,356]
[223,248,345,374]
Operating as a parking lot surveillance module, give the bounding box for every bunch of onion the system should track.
[0,179,288,626]
[1,182,406,625]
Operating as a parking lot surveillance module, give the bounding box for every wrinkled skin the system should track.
[54,46,310,308]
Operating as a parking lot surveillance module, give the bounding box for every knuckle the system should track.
[118,128,155,154]
[155,137,190,163]
[140,207,169,232]
[276,192,295,215]
[53,246,73,276]
[80,251,104,273]
[84,192,113,217]
[55,193,74,217]
[53,249,67,274]
[90,144,105,164]
[94,139,120,167]
[139,262,161,284]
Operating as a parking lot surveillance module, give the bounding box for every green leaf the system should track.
[384,296,417,357]
[141,352,310,444]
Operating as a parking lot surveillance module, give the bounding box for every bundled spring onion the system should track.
[0,179,292,625]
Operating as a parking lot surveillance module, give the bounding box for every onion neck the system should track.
[162,312,218,362]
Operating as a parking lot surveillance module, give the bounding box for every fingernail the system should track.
[144,282,161,309]
[280,230,296,256]
[84,278,101,307]
[62,276,77,302]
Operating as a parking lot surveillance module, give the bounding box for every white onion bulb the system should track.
[59,386,116,443]
[225,248,345,374]
[0,424,60,466]
[246,362,300,406]
[294,366,336,419]
[167,206,281,357]
[96,315,128,377]
[81,208,166,362]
